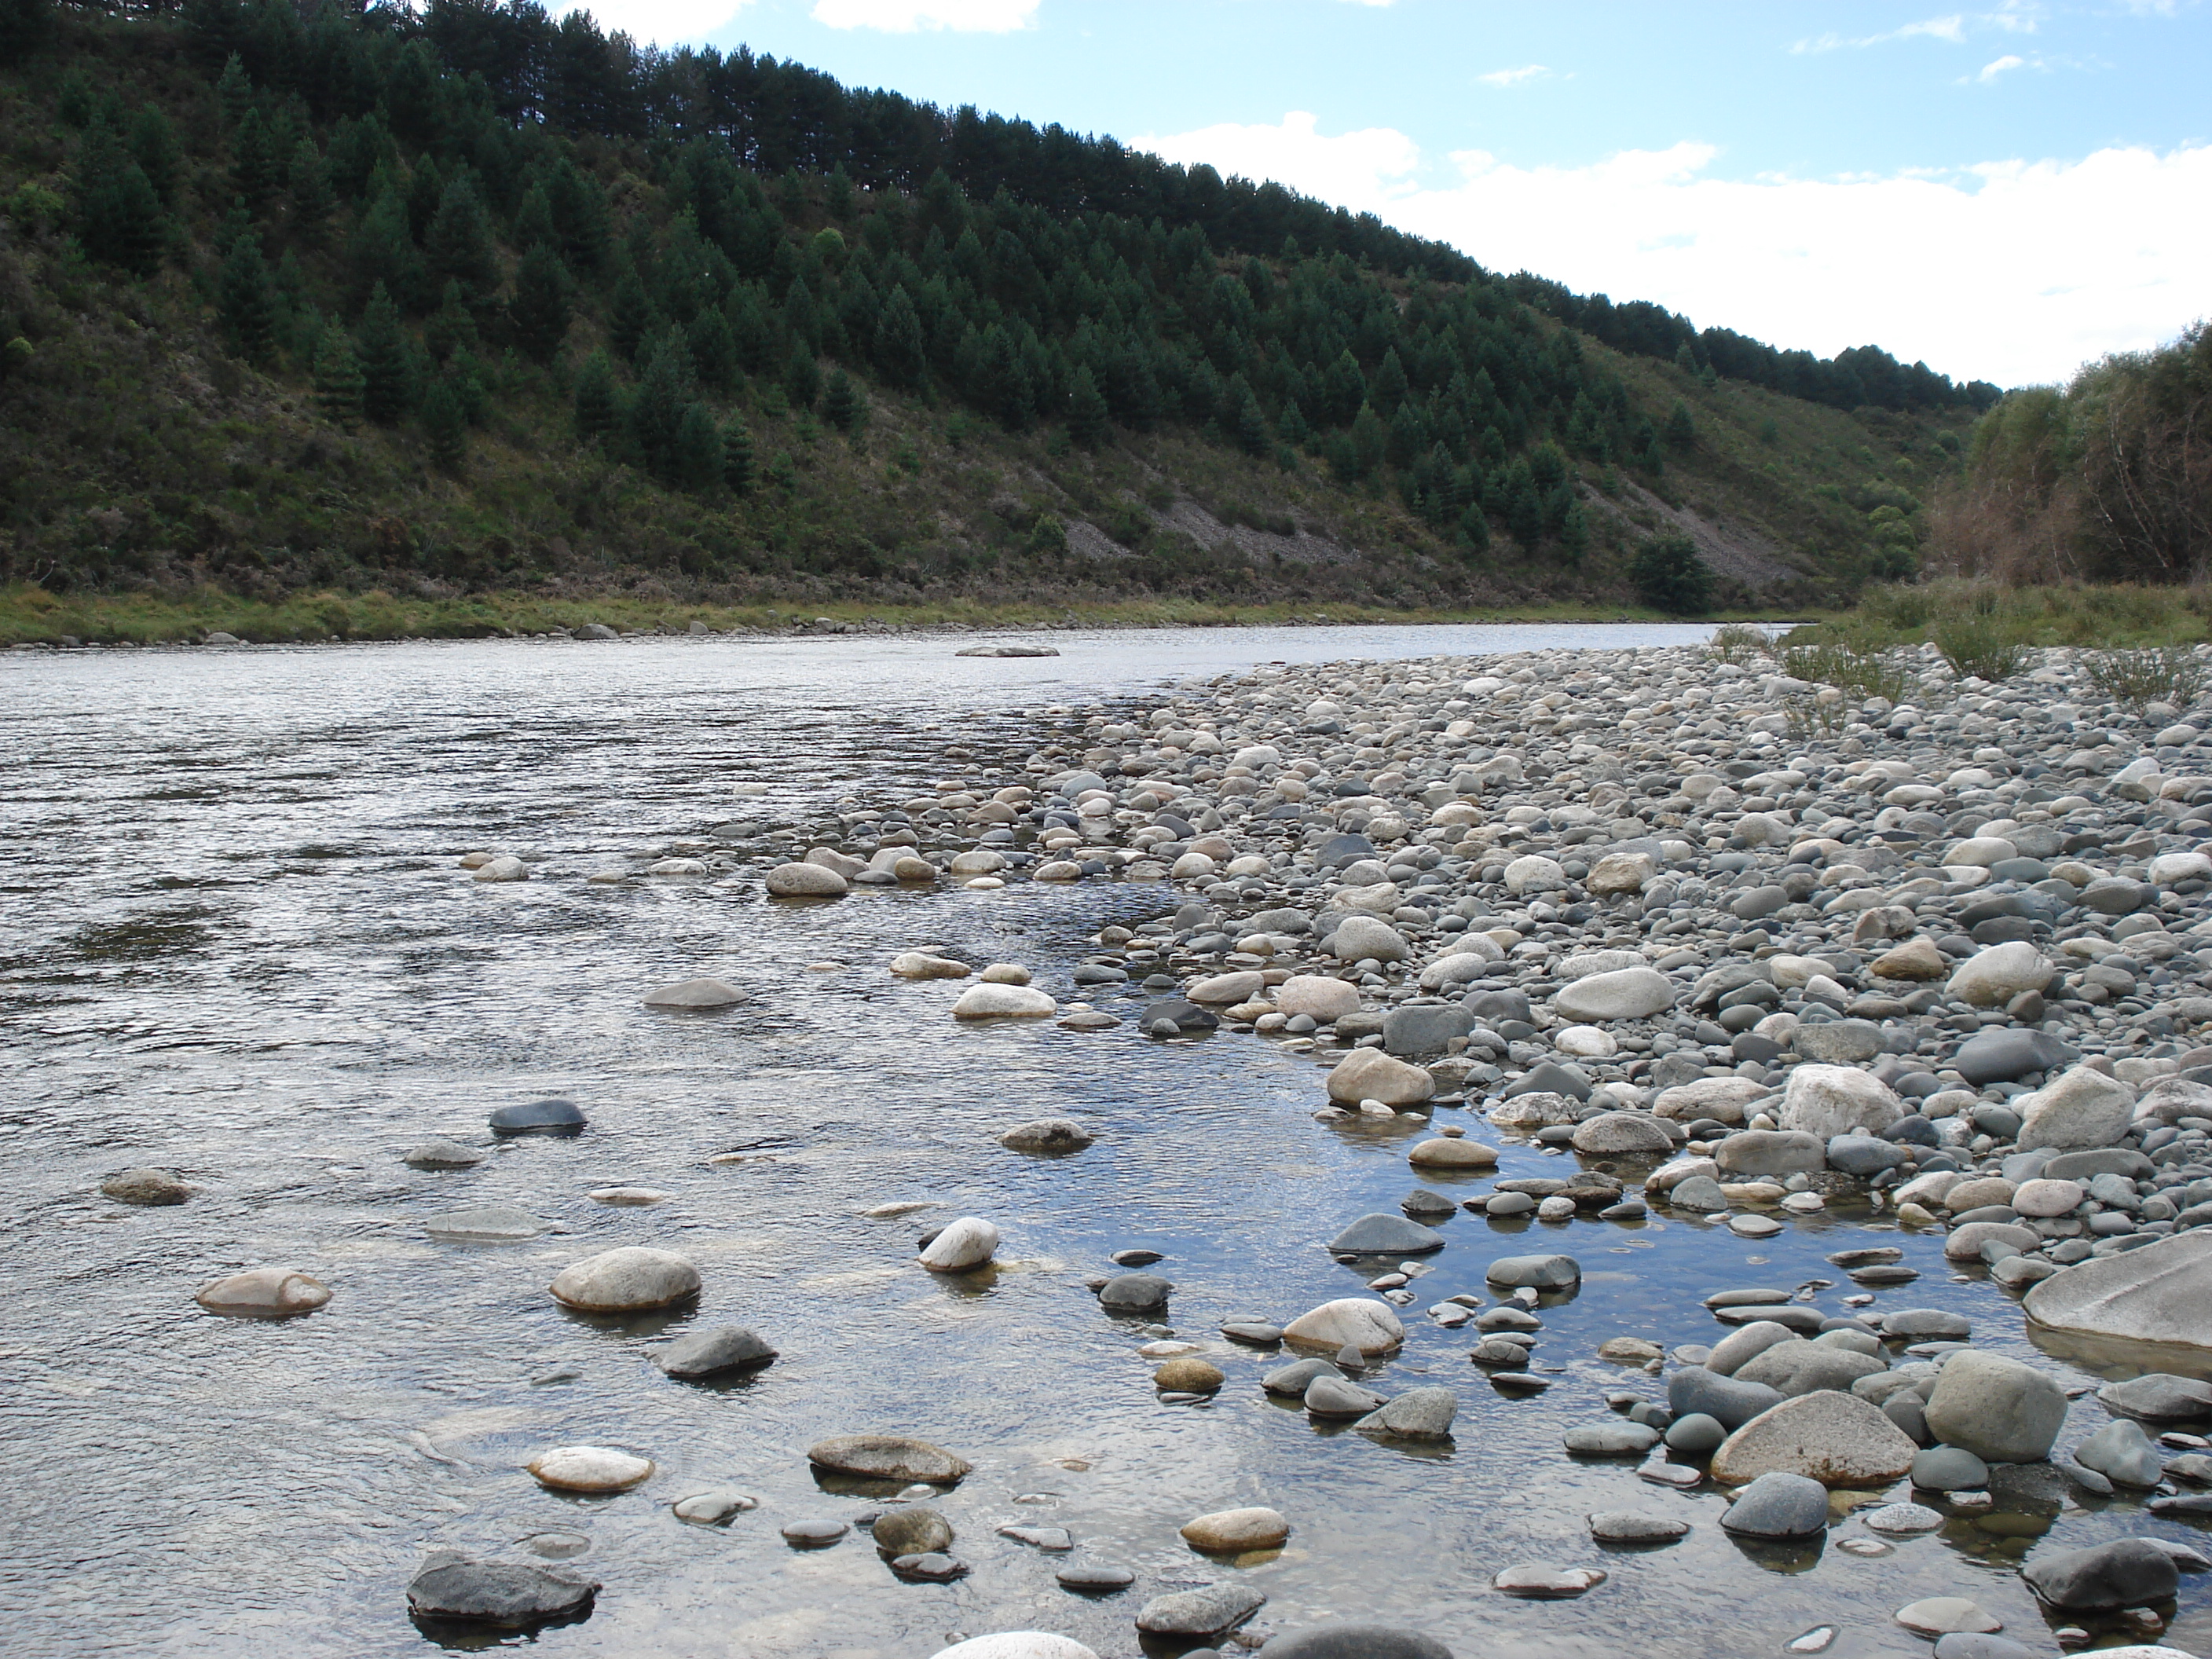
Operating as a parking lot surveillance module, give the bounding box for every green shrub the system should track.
[2082,646,2208,712]
[1932,613,2031,682]
[1631,533,1712,614]
[1705,623,1768,665]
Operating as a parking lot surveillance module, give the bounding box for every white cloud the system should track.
[810,0,1037,29]
[1136,111,2212,386]
[1793,13,1965,52]
[1975,51,2027,79]
[554,0,753,45]
[1475,64,1551,87]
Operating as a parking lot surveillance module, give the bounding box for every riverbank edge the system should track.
[0,584,1801,648]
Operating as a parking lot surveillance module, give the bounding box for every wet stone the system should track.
[781,1519,850,1546]
[488,1097,586,1137]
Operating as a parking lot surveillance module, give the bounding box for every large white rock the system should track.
[952,983,1057,1018]
[933,1639,1100,1659]
[1274,976,1362,1020]
[526,1445,654,1492]
[1282,1298,1405,1356]
[1708,1391,1920,1487]
[194,1267,331,1318]
[1587,851,1657,894]
[549,1247,700,1313]
[642,977,745,1009]
[1504,855,1566,895]
[2024,1228,2212,1351]
[1324,1049,1434,1107]
[767,861,847,897]
[1944,837,2019,868]
[2016,1066,2137,1150]
[2012,1177,2086,1218]
[1779,1065,1905,1139]
[1553,967,1675,1021]
[892,952,970,979]
[1187,971,1267,1005]
[917,1216,999,1272]
[472,855,529,882]
[1328,915,1410,962]
[1653,1076,1771,1124]
[1946,941,2053,1008]
[2149,850,2212,885]
[1556,949,1645,981]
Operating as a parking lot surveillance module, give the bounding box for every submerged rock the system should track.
[405,1552,599,1626]
[549,1247,700,1313]
[194,1267,331,1318]
[2024,1229,2212,1351]
[808,1434,972,1484]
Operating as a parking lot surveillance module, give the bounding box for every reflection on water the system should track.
[1,628,2205,1658]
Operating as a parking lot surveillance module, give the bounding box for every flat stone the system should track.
[423,1205,546,1242]
[1357,1386,1459,1439]
[1570,1111,1676,1155]
[807,1434,972,1485]
[1252,1628,1453,1659]
[998,1119,1095,1153]
[1055,1563,1137,1591]
[1895,1598,2003,1637]
[1710,1391,1919,1486]
[1099,1273,1174,1315]
[952,983,1057,1017]
[1588,1511,1690,1544]
[1485,1253,1580,1290]
[1862,1503,1944,1533]
[405,1552,599,1626]
[932,1637,1099,1659]
[526,1445,654,1492]
[2022,1537,2179,1611]
[1134,1582,1267,1639]
[781,1518,851,1544]
[549,1247,700,1313]
[402,1138,486,1168]
[101,1166,189,1204]
[672,1489,758,1524]
[1180,1506,1289,1552]
[1409,1137,1499,1169]
[1954,1028,2078,1086]
[2099,1372,2212,1420]
[996,1525,1074,1551]
[642,977,745,1009]
[194,1267,331,1318]
[657,1326,777,1379]
[2025,1229,2212,1351]
[1565,1421,1661,1456]
[489,1097,586,1137]
[1328,1213,1446,1254]
[1554,967,1675,1021]
[1492,1564,1606,1599]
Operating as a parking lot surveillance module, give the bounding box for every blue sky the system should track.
[574,0,2212,386]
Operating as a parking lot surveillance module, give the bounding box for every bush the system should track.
[1704,623,1768,665]
[1932,613,2031,682]
[2082,645,2209,712]
[1630,534,1712,614]
[1780,626,1910,701]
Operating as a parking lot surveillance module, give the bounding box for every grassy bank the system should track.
[0,583,1787,646]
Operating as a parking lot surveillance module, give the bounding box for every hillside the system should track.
[0,2,1994,637]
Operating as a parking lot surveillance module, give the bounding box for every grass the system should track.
[0,583,1783,646]
[2082,646,2211,713]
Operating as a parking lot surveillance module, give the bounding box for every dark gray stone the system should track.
[1503,1061,1592,1101]
[1328,1213,1447,1254]
[488,1097,585,1137]
[2098,1372,2212,1421]
[1954,1028,2078,1086]
[1264,1357,1343,1396]
[1098,1273,1173,1314]
[1056,1562,1137,1590]
[1931,1638,2042,1659]
[1141,998,1218,1033]
[1668,1366,1785,1430]
[2021,1537,2179,1610]
[1485,1253,1580,1289]
[1883,1309,1971,1341]
[1719,1471,1831,1539]
[1827,1133,1909,1175]
[657,1325,777,1379]
[1135,1582,1267,1639]
[1258,1626,1454,1659]
[1912,1446,1990,1491]
[2042,1148,2153,1181]
[407,1554,599,1625]
[1467,990,1533,1024]
[1385,1004,1476,1057]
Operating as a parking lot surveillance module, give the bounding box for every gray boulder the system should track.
[1254,1627,1452,1659]
[1922,1351,2069,1462]
[1911,1445,1990,1491]
[2015,1066,2137,1152]
[2097,1372,2212,1420]
[1793,1020,1884,1065]
[1328,1214,1446,1255]
[1716,1130,1826,1176]
[1098,1273,1174,1314]
[1569,1111,1675,1155]
[1357,1387,1459,1440]
[1954,1028,2077,1086]
[1719,1471,1831,1539]
[1668,1366,1786,1430]
[1734,1339,1888,1397]
[1384,1004,1475,1057]
[1485,1254,1580,1289]
[2021,1537,2179,1611]
[1827,1134,1908,1176]
[657,1326,777,1379]
[2073,1419,2164,1488]
[1779,1064,1906,1139]
[2024,1228,2212,1351]
[1135,1583,1267,1639]
[406,1553,599,1625]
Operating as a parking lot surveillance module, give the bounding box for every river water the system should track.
[1,624,2204,1659]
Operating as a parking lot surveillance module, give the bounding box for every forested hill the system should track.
[0,0,1995,625]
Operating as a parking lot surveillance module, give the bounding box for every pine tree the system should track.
[126,107,181,204]
[355,281,412,425]
[628,326,696,479]
[215,53,251,130]
[73,126,165,276]
[874,284,925,388]
[822,368,863,434]
[722,414,755,494]
[1664,400,1696,452]
[1349,402,1387,478]
[573,349,617,443]
[512,181,555,251]
[232,105,276,218]
[825,164,855,221]
[684,304,735,392]
[509,243,572,365]
[1066,364,1109,449]
[218,232,277,364]
[782,339,820,412]
[424,173,496,308]
[313,328,364,429]
[607,263,653,361]
[672,402,722,492]
[346,182,424,311]
[1275,396,1309,447]
[420,373,467,470]
[1229,376,1268,456]
[423,280,478,365]
[287,137,331,242]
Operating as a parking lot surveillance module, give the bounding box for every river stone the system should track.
[1409,1137,1498,1169]
[999,1119,1095,1153]
[2075,1419,2165,1488]
[1155,1357,1225,1392]
[892,952,971,979]
[933,1638,1100,1659]
[1554,967,1675,1021]
[402,1137,486,1168]
[1716,1130,1826,1176]
[1328,1214,1446,1254]
[1254,1627,1453,1659]
[1870,938,1949,980]
[1570,1111,1675,1154]
[1566,1421,1661,1456]
[1099,1273,1174,1314]
[1955,1028,2078,1086]
[1589,1511,1690,1544]
[808,1434,972,1485]
[1486,1253,1580,1290]
[2015,1066,2137,1151]
[672,1489,758,1524]
[1188,970,1266,1005]
[1275,976,1364,1020]
[1329,915,1410,963]
[1709,1392,1918,1486]
[2023,1537,2180,1611]
[1781,1065,1906,1138]
[1947,942,2054,1008]
[1706,1320,1804,1377]
[1735,1339,1888,1397]
[1863,1502,1946,1533]
[1135,1582,1266,1639]
[1719,1471,1831,1539]
[526,1446,654,1492]
[782,1518,850,1544]
[1913,1445,1990,1489]
[102,1166,189,1204]
[1794,1020,1884,1065]
[1383,1003,1476,1057]
[1666,1412,1727,1452]
[1943,1221,2040,1262]
[952,983,1057,1017]
[194,1267,331,1318]
[1306,1375,1390,1416]
[1325,1048,1434,1106]
[1493,1565,1606,1599]
[1826,1133,1907,1176]
[1670,1366,1788,1430]
[2098,1372,2212,1420]
[1923,1350,2068,1461]
[489,1097,586,1137]
[918,1215,999,1271]
[2025,1228,2212,1350]
[2012,1177,2086,1218]
[1283,1297,1405,1355]
[1895,1599,2003,1638]
[405,1552,599,1626]
[657,1325,777,1378]
[1357,1387,1459,1439]
[767,861,847,897]
[1265,1358,1342,1397]
[642,977,745,1009]
[1181,1507,1289,1552]
[424,1205,547,1242]
[550,1247,700,1313]
[872,1507,954,1557]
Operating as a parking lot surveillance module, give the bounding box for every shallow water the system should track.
[2,625,2206,1659]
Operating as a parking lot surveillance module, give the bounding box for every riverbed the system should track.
[1,624,2202,1658]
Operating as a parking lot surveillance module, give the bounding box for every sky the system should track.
[560,0,2212,390]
